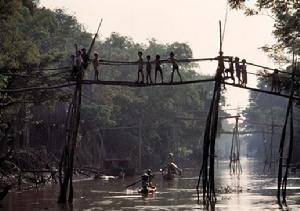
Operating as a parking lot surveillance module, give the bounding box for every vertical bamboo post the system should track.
[138,119,142,172]
[219,21,222,53]
[270,113,274,170]
[58,77,82,203]
[197,21,223,205]
[277,56,296,204]
[57,20,102,204]
[282,60,296,204]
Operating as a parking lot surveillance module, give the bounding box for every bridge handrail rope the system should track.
[0,57,219,72]
[1,57,298,78]
[0,57,219,76]
[99,57,218,65]
[222,81,300,100]
[245,61,300,78]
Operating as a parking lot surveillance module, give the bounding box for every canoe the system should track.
[138,186,157,194]
[162,173,176,180]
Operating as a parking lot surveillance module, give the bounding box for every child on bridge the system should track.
[225,57,235,83]
[155,55,164,83]
[146,55,153,84]
[271,69,281,93]
[92,53,100,80]
[234,57,241,84]
[241,59,247,87]
[169,52,182,83]
[136,51,144,83]
[75,50,83,80]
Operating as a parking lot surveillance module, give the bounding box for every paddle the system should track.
[126,179,141,188]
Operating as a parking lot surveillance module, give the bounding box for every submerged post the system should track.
[138,118,142,172]
[58,74,82,203]
[196,21,224,205]
[57,20,103,204]
[281,59,296,204]
[277,57,296,205]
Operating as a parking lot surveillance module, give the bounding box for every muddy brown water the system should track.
[1,158,300,211]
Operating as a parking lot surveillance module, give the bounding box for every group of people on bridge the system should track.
[70,44,89,80]
[218,52,281,92]
[70,46,281,93]
[218,52,248,87]
[136,51,182,84]
[70,46,183,83]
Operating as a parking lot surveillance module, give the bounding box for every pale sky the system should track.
[39,0,277,111]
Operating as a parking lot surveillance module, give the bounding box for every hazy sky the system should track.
[39,0,277,111]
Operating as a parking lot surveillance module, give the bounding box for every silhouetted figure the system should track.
[216,51,225,78]
[225,57,235,83]
[140,173,150,193]
[234,57,241,84]
[75,50,83,79]
[146,169,155,188]
[216,51,226,89]
[161,152,182,178]
[81,48,89,70]
[0,185,10,200]
[146,55,153,84]
[155,55,164,83]
[136,51,144,83]
[169,52,182,83]
[92,53,100,80]
[241,59,247,86]
[271,69,281,93]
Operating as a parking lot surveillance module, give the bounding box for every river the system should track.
[1,158,300,211]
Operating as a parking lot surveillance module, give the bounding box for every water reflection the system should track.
[1,158,300,210]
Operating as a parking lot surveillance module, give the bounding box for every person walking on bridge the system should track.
[155,55,164,83]
[271,69,281,93]
[92,53,100,80]
[136,51,144,83]
[234,57,241,84]
[225,57,235,83]
[169,52,182,83]
[75,50,83,80]
[241,59,247,87]
[146,55,153,84]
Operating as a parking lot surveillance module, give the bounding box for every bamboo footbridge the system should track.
[0,21,299,207]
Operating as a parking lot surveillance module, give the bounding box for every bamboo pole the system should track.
[58,78,82,203]
[197,22,224,205]
[138,119,142,172]
[281,60,296,204]
[277,57,296,205]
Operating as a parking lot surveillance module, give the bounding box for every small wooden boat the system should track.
[161,162,182,180]
[138,186,157,195]
[162,173,176,180]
